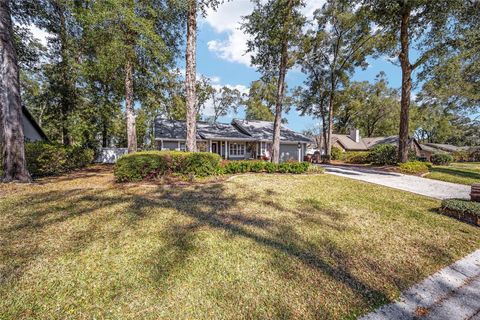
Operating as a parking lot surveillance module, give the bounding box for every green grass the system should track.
[1,166,479,319]
[426,162,480,185]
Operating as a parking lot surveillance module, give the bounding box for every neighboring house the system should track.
[331,129,423,156]
[22,106,47,142]
[154,117,312,162]
[419,143,471,161]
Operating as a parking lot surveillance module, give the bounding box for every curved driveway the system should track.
[322,165,471,200]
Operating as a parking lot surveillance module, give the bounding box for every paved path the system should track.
[360,250,480,320]
[322,165,471,200]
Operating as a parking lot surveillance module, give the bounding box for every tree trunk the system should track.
[125,58,137,153]
[398,10,412,163]
[271,40,288,164]
[185,0,197,152]
[58,2,72,146]
[0,0,31,182]
[325,90,335,163]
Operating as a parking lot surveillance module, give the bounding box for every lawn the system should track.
[1,166,479,319]
[426,162,480,185]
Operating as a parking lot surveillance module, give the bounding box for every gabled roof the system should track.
[331,134,368,151]
[422,143,469,153]
[197,122,255,141]
[154,117,312,143]
[232,119,312,143]
[363,136,399,149]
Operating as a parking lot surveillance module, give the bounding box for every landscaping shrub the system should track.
[398,161,432,175]
[440,199,480,226]
[331,146,342,160]
[24,142,94,177]
[114,151,222,182]
[342,151,370,164]
[221,160,311,174]
[368,144,397,165]
[431,153,454,165]
[183,152,222,177]
[469,148,480,162]
[307,165,325,174]
[452,150,470,162]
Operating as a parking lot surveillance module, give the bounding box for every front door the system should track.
[211,142,218,154]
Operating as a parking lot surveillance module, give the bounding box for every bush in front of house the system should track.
[114,151,222,182]
[331,146,342,160]
[220,160,311,174]
[24,141,94,177]
[440,199,480,226]
[452,150,470,162]
[398,161,432,175]
[341,151,370,164]
[431,153,454,165]
[368,144,397,165]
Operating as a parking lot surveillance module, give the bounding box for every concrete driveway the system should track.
[322,165,471,200]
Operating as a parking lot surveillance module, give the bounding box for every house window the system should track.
[229,143,245,156]
[179,142,186,152]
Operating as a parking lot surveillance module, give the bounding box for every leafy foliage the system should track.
[431,153,454,166]
[441,199,480,219]
[221,160,313,174]
[398,161,432,175]
[368,144,397,165]
[24,142,94,177]
[114,151,222,182]
[330,146,342,161]
[341,152,370,164]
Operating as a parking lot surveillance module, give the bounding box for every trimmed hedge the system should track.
[431,153,454,165]
[398,161,432,175]
[440,199,480,226]
[368,144,397,165]
[221,160,312,174]
[341,151,370,164]
[25,142,94,177]
[114,152,322,182]
[114,151,222,182]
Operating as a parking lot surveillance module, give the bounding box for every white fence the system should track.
[94,148,128,164]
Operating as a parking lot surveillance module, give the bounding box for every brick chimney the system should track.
[349,128,360,143]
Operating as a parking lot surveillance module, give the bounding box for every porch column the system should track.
[226,141,229,159]
[209,140,212,152]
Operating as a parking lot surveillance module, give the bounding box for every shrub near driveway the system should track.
[398,161,432,175]
[440,199,480,226]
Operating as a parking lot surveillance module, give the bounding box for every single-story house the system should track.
[154,117,312,162]
[331,129,422,156]
[418,143,472,161]
[22,106,47,142]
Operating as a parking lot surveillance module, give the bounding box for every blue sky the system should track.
[28,0,427,133]
[197,0,424,133]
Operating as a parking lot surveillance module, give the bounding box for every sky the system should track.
[28,0,422,134]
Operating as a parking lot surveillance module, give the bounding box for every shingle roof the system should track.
[332,134,368,151]
[154,118,257,141]
[423,143,469,153]
[363,136,399,149]
[232,119,312,143]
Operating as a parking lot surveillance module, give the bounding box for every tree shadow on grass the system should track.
[431,167,480,181]
[1,180,392,317]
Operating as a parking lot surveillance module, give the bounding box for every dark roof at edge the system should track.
[22,105,48,141]
[154,117,312,143]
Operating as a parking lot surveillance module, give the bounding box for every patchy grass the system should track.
[426,162,480,185]
[0,165,479,320]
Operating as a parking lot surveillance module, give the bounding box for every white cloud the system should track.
[27,24,50,47]
[204,0,325,67]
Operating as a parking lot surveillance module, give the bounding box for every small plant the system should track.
[398,161,432,175]
[331,146,342,160]
[342,151,370,164]
[368,144,397,165]
[431,153,454,165]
